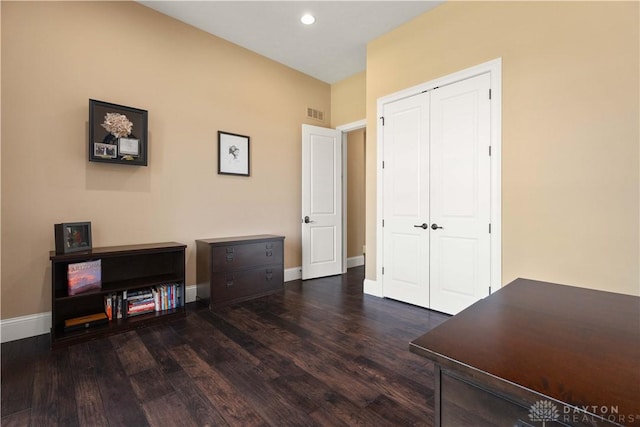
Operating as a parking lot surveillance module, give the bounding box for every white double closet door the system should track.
[382,73,491,315]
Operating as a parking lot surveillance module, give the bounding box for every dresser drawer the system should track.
[212,266,284,305]
[212,240,283,273]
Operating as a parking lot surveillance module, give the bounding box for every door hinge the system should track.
[380,116,385,126]
[382,161,385,169]
[489,286,492,295]
[382,267,385,275]
[489,224,492,234]
[489,146,492,156]
[489,89,492,100]
[382,219,385,227]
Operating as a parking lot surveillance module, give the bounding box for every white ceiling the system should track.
[138,1,444,84]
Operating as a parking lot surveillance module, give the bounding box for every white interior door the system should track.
[429,73,491,315]
[302,124,343,280]
[382,94,430,307]
[381,72,492,315]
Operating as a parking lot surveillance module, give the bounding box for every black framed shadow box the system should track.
[89,99,148,166]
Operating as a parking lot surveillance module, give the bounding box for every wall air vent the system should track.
[306,107,325,122]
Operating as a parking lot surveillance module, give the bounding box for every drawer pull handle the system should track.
[226,277,234,287]
[266,250,273,257]
[266,269,273,281]
[226,247,235,253]
[226,254,234,262]
[266,243,273,249]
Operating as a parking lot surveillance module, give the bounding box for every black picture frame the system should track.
[218,131,250,176]
[89,99,148,166]
[54,222,93,254]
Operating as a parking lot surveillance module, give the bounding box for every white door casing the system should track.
[382,94,430,307]
[302,124,343,280]
[429,73,491,314]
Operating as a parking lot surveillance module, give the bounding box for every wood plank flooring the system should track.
[1,266,450,426]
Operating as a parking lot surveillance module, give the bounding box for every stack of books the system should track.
[127,288,156,316]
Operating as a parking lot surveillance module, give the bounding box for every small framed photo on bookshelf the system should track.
[55,222,92,254]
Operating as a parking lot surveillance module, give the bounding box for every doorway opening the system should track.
[338,120,367,274]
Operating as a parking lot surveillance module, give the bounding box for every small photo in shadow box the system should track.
[54,222,92,254]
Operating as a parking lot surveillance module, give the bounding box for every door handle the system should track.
[413,223,429,229]
[303,216,314,224]
[431,223,443,230]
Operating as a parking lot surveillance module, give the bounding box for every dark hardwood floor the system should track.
[1,266,450,426]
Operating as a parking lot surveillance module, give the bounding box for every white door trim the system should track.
[337,119,366,273]
[375,58,502,298]
[337,119,367,133]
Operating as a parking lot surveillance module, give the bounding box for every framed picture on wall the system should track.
[218,131,250,176]
[88,99,148,166]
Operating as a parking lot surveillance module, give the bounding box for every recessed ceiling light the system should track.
[301,14,316,25]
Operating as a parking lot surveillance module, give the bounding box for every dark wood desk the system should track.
[410,278,640,427]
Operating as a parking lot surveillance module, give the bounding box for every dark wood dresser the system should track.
[410,278,640,427]
[196,235,284,308]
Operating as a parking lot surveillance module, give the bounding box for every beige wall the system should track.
[367,1,639,295]
[346,129,366,258]
[331,71,366,127]
[1,1,330,319]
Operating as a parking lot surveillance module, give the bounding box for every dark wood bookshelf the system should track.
[50,242,186,348]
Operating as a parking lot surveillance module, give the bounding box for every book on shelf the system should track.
[67,260,101,296]
[64,312,108,332]
[127,300,155,316]
[128,288,153,301]
[116,294,123,319]
[104,294,113,320]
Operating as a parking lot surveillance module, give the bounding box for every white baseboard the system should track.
[347,255,365,268]
[363,278,383,297]
[186,285,197,303]
[1,312,51,343]
[285,262,366,281]
[284,267,302,282]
